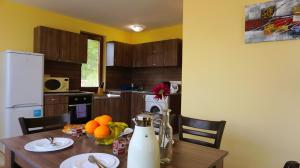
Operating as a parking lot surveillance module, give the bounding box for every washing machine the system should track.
[145,95,169,113]
[145,95,169,134]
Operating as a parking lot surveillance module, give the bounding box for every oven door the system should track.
[69,103,92,124]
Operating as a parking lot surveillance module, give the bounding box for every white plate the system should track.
[24,137,74,152]
[60,153,120,168]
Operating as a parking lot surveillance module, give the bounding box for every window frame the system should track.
[80,31,104,91]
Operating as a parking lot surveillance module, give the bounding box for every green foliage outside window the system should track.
[81,39,99,87]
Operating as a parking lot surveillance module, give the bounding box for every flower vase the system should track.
[158,108,173,164]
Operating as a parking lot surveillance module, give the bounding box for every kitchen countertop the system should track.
[106,90,181,95]
[93,94,121,99]
[44,90,180,99]
[107,90,153,95]
[44,91,94,96]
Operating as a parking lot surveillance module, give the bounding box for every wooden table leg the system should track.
[215,160,224,168]
[4,147,19,168]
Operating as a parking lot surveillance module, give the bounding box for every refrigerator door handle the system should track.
[10,103,41,108]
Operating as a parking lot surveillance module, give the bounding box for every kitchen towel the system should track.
[76,104,87,118]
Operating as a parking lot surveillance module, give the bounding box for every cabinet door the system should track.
[163,39,182,66]
[93,98,108,118]
[142,43,153,67]
[65,32,88,64]
[120,93,132,125]
[114,42,124,66]
[107,98,122,122]
[34,26,60,61]
[152,41,164,67]
[69,32,83,64]
[44,104,68,117]
[113,42,132,67]
[131,93,145,118]
[78,35,88,63]
[59,30,71,62]
[132,44,144,67]
[123,44,133,67]
[44,95,68,117]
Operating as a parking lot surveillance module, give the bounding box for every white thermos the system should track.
[127,113,160,168]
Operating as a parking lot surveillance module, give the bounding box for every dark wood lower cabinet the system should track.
[131,93,145,118]
[44,95,68,117]
[93,98,107,118]
[93,93,145,126]
[44,104,68,117]
[93,97,130,125]
[120,93,132,125]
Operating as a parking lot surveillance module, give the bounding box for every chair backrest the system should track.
[19,115,69,135]
[284,161,300,168]
[179,115,226,149]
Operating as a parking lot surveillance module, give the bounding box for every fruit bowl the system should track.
[85,115,129,145]
[88,122,128,145]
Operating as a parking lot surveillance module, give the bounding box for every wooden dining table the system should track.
[0,130,228,168]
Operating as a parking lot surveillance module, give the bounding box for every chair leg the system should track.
[215,160,224,168]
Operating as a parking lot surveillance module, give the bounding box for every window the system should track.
[80,32,104,88]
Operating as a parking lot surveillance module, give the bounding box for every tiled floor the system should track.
[0,152,4,167]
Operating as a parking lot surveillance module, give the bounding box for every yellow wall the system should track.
[0,0,131,52]
[130,24,182,44]
[183,0,300,167]
[0,0,182,52]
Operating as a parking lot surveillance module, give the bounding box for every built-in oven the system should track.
[68,94,92,124]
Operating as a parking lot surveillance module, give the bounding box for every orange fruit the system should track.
[94,125,111,139]
[95,115,112,126]
[85,120,100,134]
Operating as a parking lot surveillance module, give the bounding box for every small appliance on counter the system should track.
[128,113,160,168]
[44,76,69,92]
[170,81,181,94]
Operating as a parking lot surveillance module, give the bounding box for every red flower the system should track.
[151,83,170,100]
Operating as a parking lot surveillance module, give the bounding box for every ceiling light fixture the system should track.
[129,24,145,32]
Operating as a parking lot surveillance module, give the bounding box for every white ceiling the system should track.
[13,0,183,31]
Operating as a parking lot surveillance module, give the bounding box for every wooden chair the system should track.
[179,115,226,149]
[19,115,69,135]
[284,161,300,168]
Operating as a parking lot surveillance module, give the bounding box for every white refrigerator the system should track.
[0,50,44,151]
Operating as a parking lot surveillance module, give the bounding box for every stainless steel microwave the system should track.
[44,77,69,92]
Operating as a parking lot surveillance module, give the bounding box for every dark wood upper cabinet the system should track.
[132,44,144,67]
[34,26,87,64]
[109,39,182,68]
[69,32,87,63]
[152,41,164,67]
[34,26,60,61]
[163,39,182,67]
[106,41,132,67]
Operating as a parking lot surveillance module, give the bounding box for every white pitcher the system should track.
[127,113,160,168]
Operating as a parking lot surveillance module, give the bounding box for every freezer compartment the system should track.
[3,106,43,139]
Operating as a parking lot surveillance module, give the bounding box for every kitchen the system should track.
[39,25,183,127]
